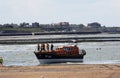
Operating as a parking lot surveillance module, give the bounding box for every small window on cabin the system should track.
[63,48,72,51]
[69,48,72,51]
[60,48,62,50]
[57,48,62,50]
[63,48,67,51]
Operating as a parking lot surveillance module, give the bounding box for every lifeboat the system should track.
[34,43,86,64]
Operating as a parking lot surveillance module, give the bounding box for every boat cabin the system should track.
[36,43,80,56]
[55,45,79,55]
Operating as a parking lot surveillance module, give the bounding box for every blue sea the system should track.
[0,34,120,66]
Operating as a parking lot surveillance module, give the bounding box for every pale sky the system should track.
[0,0,120,26]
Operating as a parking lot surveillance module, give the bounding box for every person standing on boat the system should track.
[46,43,49,51]
[41,43,45,51]
[51,44,53,50]
[37,44,40,51]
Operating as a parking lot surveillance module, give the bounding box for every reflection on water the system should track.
[0,41,120,66]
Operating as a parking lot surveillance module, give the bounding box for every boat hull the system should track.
[38,58,83,64]
[34,53,84,64]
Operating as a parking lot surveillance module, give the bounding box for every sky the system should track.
[0,0,120,26]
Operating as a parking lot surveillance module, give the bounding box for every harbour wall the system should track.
[0,31,101,36]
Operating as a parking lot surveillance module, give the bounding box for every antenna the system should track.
[71,39,77,43]
[70,39,78,46]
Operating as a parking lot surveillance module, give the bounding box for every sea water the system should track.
[0,41,120,66]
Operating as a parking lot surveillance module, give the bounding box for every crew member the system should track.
[41,43,45,51]
[37,44,40,51]
[46,43,49,51]
[51,44,54,51]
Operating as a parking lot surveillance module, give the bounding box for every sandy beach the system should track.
[0,64,120,78]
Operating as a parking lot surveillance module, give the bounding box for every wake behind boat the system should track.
[34,43,86,64]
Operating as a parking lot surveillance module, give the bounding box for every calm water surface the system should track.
[0,41,120,66]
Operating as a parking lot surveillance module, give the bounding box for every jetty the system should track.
[0,35,120,44]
